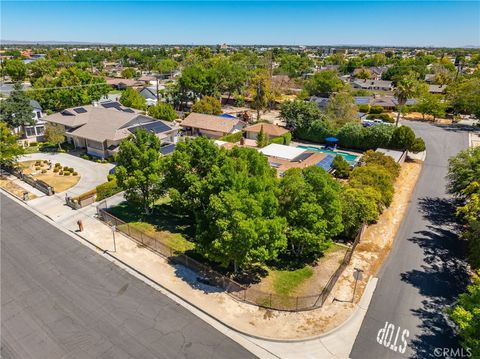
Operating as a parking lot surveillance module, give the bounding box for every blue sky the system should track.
[2,1,479,47]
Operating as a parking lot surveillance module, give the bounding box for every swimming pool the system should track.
[297,146,359,163]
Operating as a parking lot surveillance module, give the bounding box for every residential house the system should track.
[180,112,246,139]
[105,78,143,90]
[139,86,161,106]
[43,101,179,158]
[243,123,290,141]
[352,79,393,92]
[428,84,447,94]
[14,100,46,145]
[258,143,334,176]
[309,96,330,109]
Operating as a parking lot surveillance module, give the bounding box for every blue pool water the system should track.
[297,146,359,163]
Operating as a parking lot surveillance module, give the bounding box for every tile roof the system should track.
[243,123,289,137]
[180,112,246,134]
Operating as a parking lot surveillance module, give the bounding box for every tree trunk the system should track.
[395,107,402,127]
[256,108,260,122]
[233,260,238,273]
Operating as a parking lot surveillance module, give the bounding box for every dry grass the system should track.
[19,160,80,193]
[0,176,37,200]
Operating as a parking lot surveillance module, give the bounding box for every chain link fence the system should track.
[97,200,364,311]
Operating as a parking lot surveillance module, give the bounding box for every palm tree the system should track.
[394,73,419,127]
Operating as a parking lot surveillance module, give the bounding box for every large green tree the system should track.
[447,147,480,197]
[0,122,25,167]
[326,92,359,127]
[147,102,177,121]
[30,67,109,112]
[449,271,480,357]
[0,83,34,128]
[304,70,345,97]
[278,166,343,258]
[415,93,446,121]
[448,77,480,118]
[341,186,381,239]
[191,96,222,115]
[120,87,146,110]
[4,60,27,81]
[115,128,164,214]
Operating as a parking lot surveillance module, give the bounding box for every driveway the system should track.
[350,121,471,359]
[19,153,114,220]
[1,194,256,359]
[20,152,114,197]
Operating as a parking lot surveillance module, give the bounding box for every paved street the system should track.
[350,122,472,359]
[0,194,256,359]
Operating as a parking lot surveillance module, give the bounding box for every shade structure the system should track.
[325,137,339,143]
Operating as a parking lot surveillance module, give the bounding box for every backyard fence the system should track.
[96,200,364,311]
[3,165,54,196]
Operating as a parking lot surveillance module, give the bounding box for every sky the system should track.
[1,1,479,47]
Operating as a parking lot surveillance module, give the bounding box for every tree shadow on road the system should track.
[418,196,462,229]
[401,197,470,358]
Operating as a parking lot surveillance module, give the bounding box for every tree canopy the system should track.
[0,83,34,128]
[115,128,164,214]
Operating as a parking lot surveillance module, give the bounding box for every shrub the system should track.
[369,105,384,114]
[35,166,41,171]
[43,160,49,164]
[219,132,243,143]
[55,162,61,167]
[68,167,74,172]
[350,165,395,208]
[366,113,394,123]
[53,168,59,173]
[75,188,96,202]
[390,126,416,150]
[29,142,38,147]
[63,166,69,170]
[80,154,90,160]
[63,171,70,176]
[96,179,121,201]
[358,104,370,113]
[35,160,41,165]
[41,169,47,174]
[107,174,116,182]
[59,171,63,175]
[410,138,426,153]
[359,150,401,179]
[332,155,351,178]
[72,172,78,176]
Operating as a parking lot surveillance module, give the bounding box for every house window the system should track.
[35,126,45,136]
[25,127,36,137]
[36,111,42,119]
[86,139,104,150]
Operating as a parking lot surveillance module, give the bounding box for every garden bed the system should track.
[19,160,80,193]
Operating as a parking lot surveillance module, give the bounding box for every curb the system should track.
[1,189,378,348]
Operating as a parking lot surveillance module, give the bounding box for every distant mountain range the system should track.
[1,39,478,48]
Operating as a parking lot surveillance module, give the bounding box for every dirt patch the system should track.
[403,112,452,125]
[0,176,37,200]
[19,160,80,193]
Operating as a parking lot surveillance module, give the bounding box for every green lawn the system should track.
[109,199,195,254]
[270,266,314,297]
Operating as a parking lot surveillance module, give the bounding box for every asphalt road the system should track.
[350,122,472,359]
[0,194,256,359]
